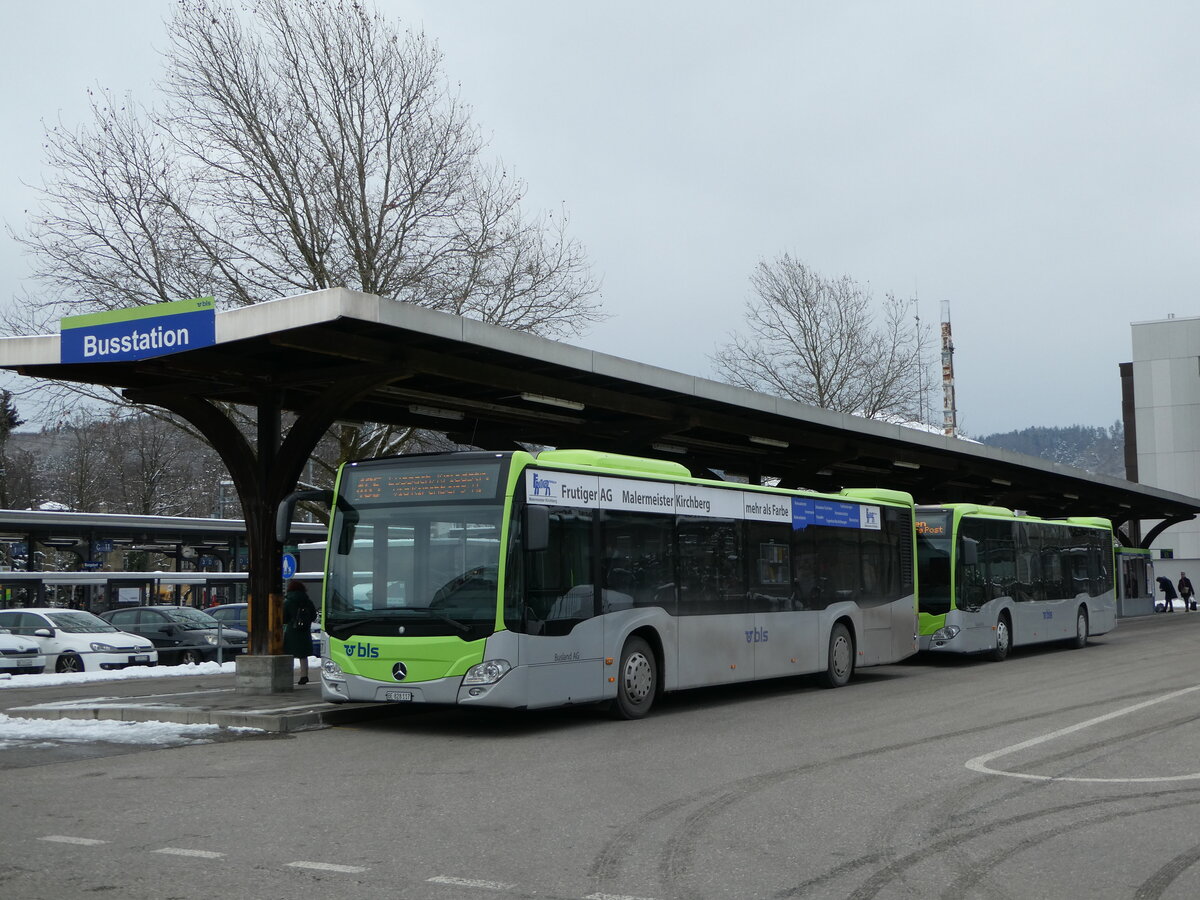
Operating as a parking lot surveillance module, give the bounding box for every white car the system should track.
[0,608,158,674]
[0,626,46,675]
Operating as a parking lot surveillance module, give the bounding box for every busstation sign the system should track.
[60,297,216,364]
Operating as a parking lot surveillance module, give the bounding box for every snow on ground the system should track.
[0,657,319,746]
[0,714,260,749]
[0,656,320,689]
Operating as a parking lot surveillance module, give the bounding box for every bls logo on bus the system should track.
[745,628,769,643]
[344,641,380,658]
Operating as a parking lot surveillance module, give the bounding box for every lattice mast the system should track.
[941,299,957,437]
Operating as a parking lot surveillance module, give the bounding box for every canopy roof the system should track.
[4,288,1194,543]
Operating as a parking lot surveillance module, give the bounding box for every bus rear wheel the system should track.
[989,614,1011,662]
[819,623,854,688]
[611,636,656,719]
[1071,607,1089,649]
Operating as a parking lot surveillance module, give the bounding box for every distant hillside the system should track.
[975,422,1125,478]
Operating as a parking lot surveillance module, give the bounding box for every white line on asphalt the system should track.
[966,683,1200,782]
[153,847,225,858]
[428,874,517,890]
[585,893,661,900]
[287,861,368,873]
[40,835,108,845]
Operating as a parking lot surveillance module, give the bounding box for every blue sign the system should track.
[83,561,101,570]
[61,297,216,364]
[792,497,876,530]
[93,539,114,553]
[282,553,297,579]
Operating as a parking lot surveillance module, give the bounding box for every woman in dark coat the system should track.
[282,580,317,684]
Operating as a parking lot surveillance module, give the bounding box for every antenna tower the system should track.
[941,300,957,437]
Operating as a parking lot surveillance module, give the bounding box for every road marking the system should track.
[586,893,661,900]
[966,683,1200,783]
[40,835,108,845]
[287,861,368,873]
[428,875,517,890]
[154,847,225,858]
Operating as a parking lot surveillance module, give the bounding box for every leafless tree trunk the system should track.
[712,254,933,424]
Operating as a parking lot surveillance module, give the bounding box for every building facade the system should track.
[1127,314,1200,572]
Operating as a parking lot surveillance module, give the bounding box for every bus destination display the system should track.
[347,464,501,503]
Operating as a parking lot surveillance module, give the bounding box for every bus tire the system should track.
[989,613,1011,662]
[611,636,656,719]
[1071,607,1089,649]
[819,622,854,688]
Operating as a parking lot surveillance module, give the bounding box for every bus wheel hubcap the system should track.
[832,637,851,677]
[623,653,652,702]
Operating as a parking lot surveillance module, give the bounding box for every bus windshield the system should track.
[916,510,953,615]
[326,502,504,642]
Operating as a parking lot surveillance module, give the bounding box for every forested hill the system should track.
[974,423,1126,479]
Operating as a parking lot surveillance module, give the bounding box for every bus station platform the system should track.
[0,671,402,734]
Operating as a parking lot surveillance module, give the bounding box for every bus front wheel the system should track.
[990,614,1011,662]
[611,636,656,719]
[819,623,854,688]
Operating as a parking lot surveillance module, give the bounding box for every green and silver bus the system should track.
[915,504,1116,659]
[285,449,919,717]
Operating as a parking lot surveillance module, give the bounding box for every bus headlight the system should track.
[463,659,512,685]
[932,625,961,642]
[322,658,346,681]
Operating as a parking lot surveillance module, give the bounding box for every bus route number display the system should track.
[348,465,499,503]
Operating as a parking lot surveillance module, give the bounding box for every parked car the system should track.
[207,602,322,657]
[0,626,47,675]
[0,608,157,674]
[100,605,248,665]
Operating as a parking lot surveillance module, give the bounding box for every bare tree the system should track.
[712,255,933,423]
[10,0,602,462]
[49,414,109,512]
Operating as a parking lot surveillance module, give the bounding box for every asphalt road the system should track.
[2,612,1199,900]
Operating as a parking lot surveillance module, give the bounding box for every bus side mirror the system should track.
[276,489,333,543]
[524,505,549,552]
[961,538,979,566]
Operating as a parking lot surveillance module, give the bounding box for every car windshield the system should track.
[46,610,120,633]
[159,607,221,628]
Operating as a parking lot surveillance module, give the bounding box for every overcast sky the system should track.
[2,1,1196,436]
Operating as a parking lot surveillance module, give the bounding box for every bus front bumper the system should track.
[320,664,530,708]
[921,623,963,653]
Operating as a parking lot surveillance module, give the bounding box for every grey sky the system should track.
[2,1,1197,435]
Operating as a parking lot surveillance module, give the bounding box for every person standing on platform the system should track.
[1178,572,1194,611]
[282,580,317,684]
[1157,575,1178,612]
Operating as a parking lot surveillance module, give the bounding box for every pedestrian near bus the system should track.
[1178,572,1195,611]
[282,580,317,684]
[1157,575,1178,612]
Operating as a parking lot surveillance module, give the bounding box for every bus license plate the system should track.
[385,690,413,702]
[131,655,149,663]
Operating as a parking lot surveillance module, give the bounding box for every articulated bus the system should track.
[915,504,1116,660]
[283,449,919,718]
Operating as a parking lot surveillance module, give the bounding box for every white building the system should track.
[1126,314,1200,570]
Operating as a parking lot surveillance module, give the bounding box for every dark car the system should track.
[207,602,321,657]
[100,605,248,665]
